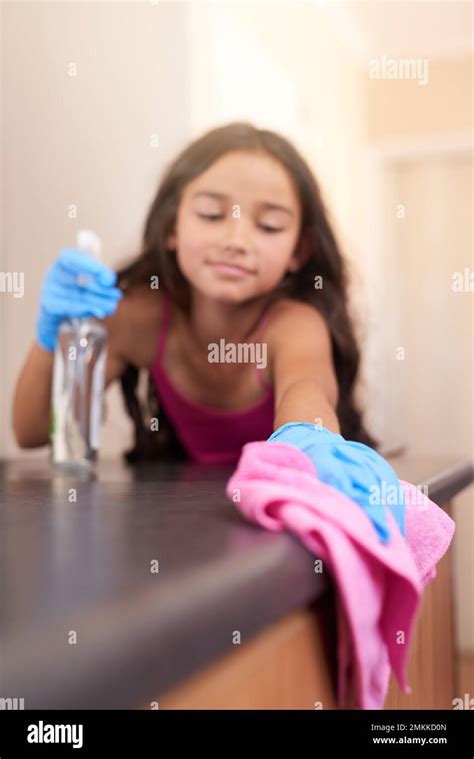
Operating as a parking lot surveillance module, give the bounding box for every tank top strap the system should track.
[156,288,171,364]
[251,301,275,392]
[251,300,276,341]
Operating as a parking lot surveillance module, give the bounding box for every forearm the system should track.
[273,378,340,434]
[12,342,54,447]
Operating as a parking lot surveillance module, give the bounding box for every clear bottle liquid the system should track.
[50,231,108,470]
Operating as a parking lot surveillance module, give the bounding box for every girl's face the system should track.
[166,150,306,302]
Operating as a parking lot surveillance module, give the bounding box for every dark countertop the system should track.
[1,453,473,709]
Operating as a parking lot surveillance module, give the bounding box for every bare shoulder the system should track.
[102,283,163,385]
[264,297,331,347]
[264,297,338,407]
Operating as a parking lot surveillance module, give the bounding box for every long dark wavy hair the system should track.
[115,122,378,462]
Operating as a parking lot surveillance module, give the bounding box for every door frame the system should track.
[360,132,473,452]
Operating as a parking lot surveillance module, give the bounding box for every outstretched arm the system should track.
[269,301,340,433]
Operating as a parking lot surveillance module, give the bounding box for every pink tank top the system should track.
[150,290,275,464]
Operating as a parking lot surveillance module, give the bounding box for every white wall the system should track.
[1,0,191,458]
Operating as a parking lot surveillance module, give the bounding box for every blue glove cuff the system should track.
[35,315,57,353]
[268,422,344,445]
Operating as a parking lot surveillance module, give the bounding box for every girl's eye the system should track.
[259,225,283,234]
[198,213,223,221]
[198,213,283,234]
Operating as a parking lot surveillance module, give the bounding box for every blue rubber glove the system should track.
[267,422,405,543]
[36,248,123,352]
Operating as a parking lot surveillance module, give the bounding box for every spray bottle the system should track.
[50,230,108,470]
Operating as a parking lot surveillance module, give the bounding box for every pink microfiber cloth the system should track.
[226,441,455,710]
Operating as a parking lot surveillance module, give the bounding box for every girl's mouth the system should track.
[206,261,255,279]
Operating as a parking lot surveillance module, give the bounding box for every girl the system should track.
[13,122,377,464]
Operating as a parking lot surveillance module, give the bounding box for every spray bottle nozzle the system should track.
[76,229,102,261]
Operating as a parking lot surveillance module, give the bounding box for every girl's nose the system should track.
[222,218,252,253]
[223,240,247,256]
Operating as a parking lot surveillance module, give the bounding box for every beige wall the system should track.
[366,55,473,140]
